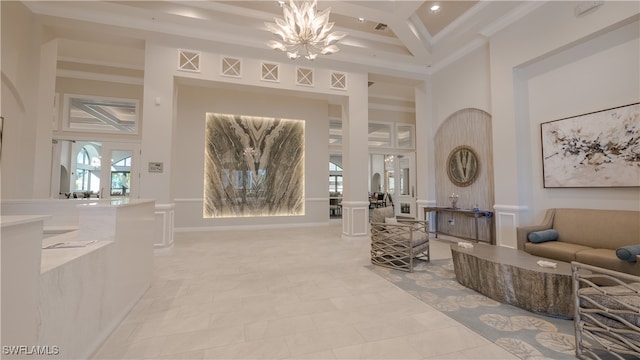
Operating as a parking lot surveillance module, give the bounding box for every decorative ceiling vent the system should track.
[261,62,279,82]
[330,72,347,90]
[221,56,242,77]
[296,67,314,87]
[178,50,200,72]
[374,23,388,32]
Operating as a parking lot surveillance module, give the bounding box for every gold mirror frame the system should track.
[446,145,479,187]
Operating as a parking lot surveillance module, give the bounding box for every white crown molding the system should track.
[431,1,492,44]
[480,1,547,37]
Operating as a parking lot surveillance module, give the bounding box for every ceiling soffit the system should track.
[22,1,543,105]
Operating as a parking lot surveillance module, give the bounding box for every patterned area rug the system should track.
[369,259,577,360]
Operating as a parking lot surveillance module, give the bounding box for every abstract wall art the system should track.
[203,113,304,218]
[541,102,639,188]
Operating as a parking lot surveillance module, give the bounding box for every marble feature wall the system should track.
[203,113,304,218]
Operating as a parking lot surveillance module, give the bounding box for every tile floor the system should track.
[93,223,518,359]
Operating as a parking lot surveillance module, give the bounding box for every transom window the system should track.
[63,94,139,134]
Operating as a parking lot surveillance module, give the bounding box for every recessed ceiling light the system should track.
[357,17,365,23]
[430,4,441,13]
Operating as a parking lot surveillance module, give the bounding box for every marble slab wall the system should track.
[203,113,304,218]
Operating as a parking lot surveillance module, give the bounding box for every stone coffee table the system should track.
[450,242,574,319]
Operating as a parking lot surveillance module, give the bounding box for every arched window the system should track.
[75,145,100,192]
[113,157,131,167]
[76,148,90,165]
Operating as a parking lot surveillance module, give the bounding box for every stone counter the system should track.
[1,200,155,359]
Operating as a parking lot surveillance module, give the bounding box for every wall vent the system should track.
[261,62,279,82]
[374,23,388,31]
[178,50,200,72]
[330,72,347,90]
[221,56,242,77]
[296,67,314,87]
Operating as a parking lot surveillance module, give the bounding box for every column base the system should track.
[340,200,370,239]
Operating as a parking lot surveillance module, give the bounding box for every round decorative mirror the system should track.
[446,145,479,187]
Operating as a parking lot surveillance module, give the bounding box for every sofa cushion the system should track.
[528,229,558,243]
[524,241,592,263]
[385,217,398,224]
[616,245,640,262]
[378,224,428,247]
[578,282,640,343]
[576,249,640,276]
[553,208,640,249]
[411,231,429,247]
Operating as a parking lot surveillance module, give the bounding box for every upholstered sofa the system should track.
[517,208,640,276]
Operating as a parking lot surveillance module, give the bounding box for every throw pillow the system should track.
[528,229,559,243]
[385,217,398,224]
[616,245,640,262]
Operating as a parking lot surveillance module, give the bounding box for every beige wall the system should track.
[1,1,40,198]
[489,2,640,215]
[432,45,492,129]
[523,19,640,217]
[172,83,330,229]
[425,2,639,247]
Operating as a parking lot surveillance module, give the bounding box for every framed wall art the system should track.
[540,102,639,188]
[446,145,479,187]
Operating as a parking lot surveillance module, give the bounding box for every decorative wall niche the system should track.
[434,108,494,242]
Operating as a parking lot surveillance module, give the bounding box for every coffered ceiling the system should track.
[24,1,542,101]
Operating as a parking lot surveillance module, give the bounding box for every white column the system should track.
[33,39,58,198]
[341,73,369,240]
[415,80,436,221]
[139,42,175,250]
[490,42,529,248]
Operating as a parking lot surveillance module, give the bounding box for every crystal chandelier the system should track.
[265,0,347,60]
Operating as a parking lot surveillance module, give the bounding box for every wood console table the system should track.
[424,206,494,243]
